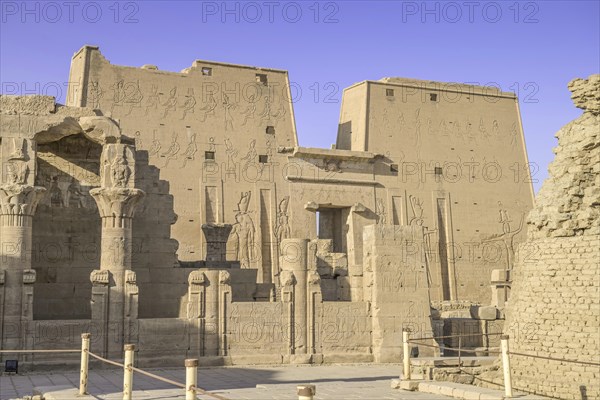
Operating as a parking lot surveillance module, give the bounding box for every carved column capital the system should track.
[90,269,110,286]
[0,183,46,226]
[188,270,206,286]
[23,269,36,284]
[90,187,145,228]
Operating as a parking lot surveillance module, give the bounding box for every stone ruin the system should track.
[472,75,599,399]
[1,45,538,368]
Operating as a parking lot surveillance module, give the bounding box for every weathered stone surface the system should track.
[0,95,55,115]
[477,76,600,399]
[527,74,600,239]
[0,46,539,367]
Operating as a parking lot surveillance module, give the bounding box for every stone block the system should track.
[470,306,498,320]
[399,380,420,391]
[0,95,55,115]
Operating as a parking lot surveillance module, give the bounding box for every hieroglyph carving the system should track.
[275,196,291,251]
[230,192,256,268]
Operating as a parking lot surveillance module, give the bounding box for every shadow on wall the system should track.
[32,134,102,320]
[132,149,184,318]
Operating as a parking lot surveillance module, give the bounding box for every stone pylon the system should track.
[89,143,145,358]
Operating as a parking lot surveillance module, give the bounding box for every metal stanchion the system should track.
[297,384,316,400]
[501,335,513,398]
[185,359,199,400]
[402,328,411,380]
[79,333,91,395]
[123,344,135,400]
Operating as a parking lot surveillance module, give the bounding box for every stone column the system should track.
[89,144,144,357]
[0,183,45,355]
[280,238,309,363]
[201,223,232,263]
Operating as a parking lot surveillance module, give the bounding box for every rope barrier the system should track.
[407,339,501,355]
[87,351,229,400]
[130,366,185,388]
[407,332,503,342]
[0,349,80,353]
[87,351,126,368]
[508,351,600,367]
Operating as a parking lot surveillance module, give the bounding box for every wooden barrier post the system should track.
[123,344,135,400]
[79,333,91,395]
[402,328,411,380]
[185,359,199,400]
[501,335,513,398]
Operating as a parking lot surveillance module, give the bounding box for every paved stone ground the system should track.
[0,364,452,399]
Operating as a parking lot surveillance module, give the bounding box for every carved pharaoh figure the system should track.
[162,87,178,118]
[49,176,64,207]
[230,192,255,268]
[275,196,291,250]
[67,178,85,208]
[111,148,131,188]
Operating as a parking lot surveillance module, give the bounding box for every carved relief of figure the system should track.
[464,118,473,140]
[271,97,287,123]
[492,120,500,136]
[110,80,143,115]
[49,177,64,207]
[397,112,406,133]
[110,80,127,114]
[67,178,85,208]
[483,202,525,270]
[453,120,463,141]
[411,108,422,151]
[149,130,161,157]
[241,139,257,170]
[161,132,180,167]
[258,96,272,124]
[145,85,160,115]
[241,94,257,126]
[440,119,450,137]
[479,117,489,139]
[224,137,238,177]
[123,80,143,116]
[88,81,103,109]
[181,133,198,168]
[181,88,197,120]
[199,92,217,122]
[375,198,386,225]
[427,117,435,135]
[275,196,291,251]
[409,195,424,226]
[110,147,131,188]
[162,87,178,118]
[230,192,255,268]
[6,162,29,185]
[223,93,236,131]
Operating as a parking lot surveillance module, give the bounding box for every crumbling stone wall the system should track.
[527,75,599,239]
[479,75,600,399]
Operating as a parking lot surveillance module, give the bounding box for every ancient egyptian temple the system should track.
[1,45,537,367]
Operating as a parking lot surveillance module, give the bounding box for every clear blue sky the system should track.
[1,0,598,192]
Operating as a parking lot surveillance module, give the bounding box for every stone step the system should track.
[414,381,549,400]
[411,356,497,367]
[33,385,93,399]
